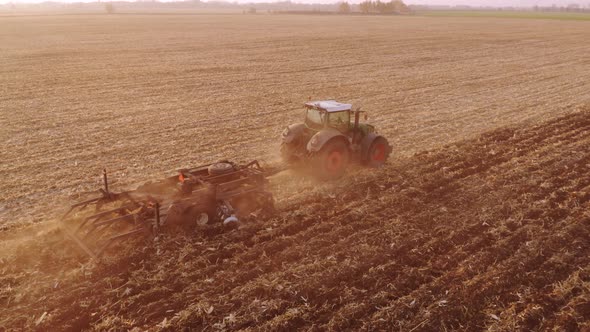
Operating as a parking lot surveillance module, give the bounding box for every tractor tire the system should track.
[366,137,391,168]
[312,139,350,180]
[186,204,216,226]
[208,162,235,176]
[166,200,215,231]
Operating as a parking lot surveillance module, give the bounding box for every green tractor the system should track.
[280,100,391,179]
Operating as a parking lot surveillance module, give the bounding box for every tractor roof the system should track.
[305,100,352,112]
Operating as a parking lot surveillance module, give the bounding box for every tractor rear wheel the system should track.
[312,139,350,180]
[366,137,391,168]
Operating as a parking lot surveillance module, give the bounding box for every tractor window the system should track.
[328,111,350,132]
[305,109,324,129]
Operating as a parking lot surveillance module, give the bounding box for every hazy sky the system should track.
[406,0,589,5]
[2,0,589,6]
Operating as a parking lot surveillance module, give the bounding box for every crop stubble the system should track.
[1,14,589,227]
[1,106,589,330]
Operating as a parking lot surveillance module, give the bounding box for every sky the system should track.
[1,0,589,7]
[406,0,589,5]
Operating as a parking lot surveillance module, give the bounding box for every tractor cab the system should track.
[304,100,353,133]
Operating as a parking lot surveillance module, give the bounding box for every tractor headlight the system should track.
[310,135,318,146]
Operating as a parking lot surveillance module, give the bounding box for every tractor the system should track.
[280,100,391,179]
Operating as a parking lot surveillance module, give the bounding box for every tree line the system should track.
[339,0,409,14]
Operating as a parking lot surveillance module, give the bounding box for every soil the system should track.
[1,108,589,331]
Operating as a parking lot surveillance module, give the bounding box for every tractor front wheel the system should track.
[312,139,350,180]
[366,137,391,168]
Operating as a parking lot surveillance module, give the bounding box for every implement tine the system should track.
[95,228,145,257]
[82,213,138,240]
[77,203,137,230]
[61,205,76,220]
[61,224,99,261]
[71,196,102,209]
[94,213,137,228]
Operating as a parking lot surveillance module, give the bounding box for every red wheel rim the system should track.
[326,151,343,172]
[372,143,386,162]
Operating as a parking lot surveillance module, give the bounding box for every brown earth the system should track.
[1,14,590,228]
[1,107,589,331]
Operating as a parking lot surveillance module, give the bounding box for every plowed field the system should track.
[1,14,590,228]
[2,107,590,331]
[2,14,590,331]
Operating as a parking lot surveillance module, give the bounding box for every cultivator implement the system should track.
[61,160,273,260]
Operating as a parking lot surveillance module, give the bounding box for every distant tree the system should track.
[248,7,256,14]
[338,1,350,13]
[358,0,408,14]
[104,2,115,14]
[392,0,409,13]
[359,0,370,13]
[375,0,385,13]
